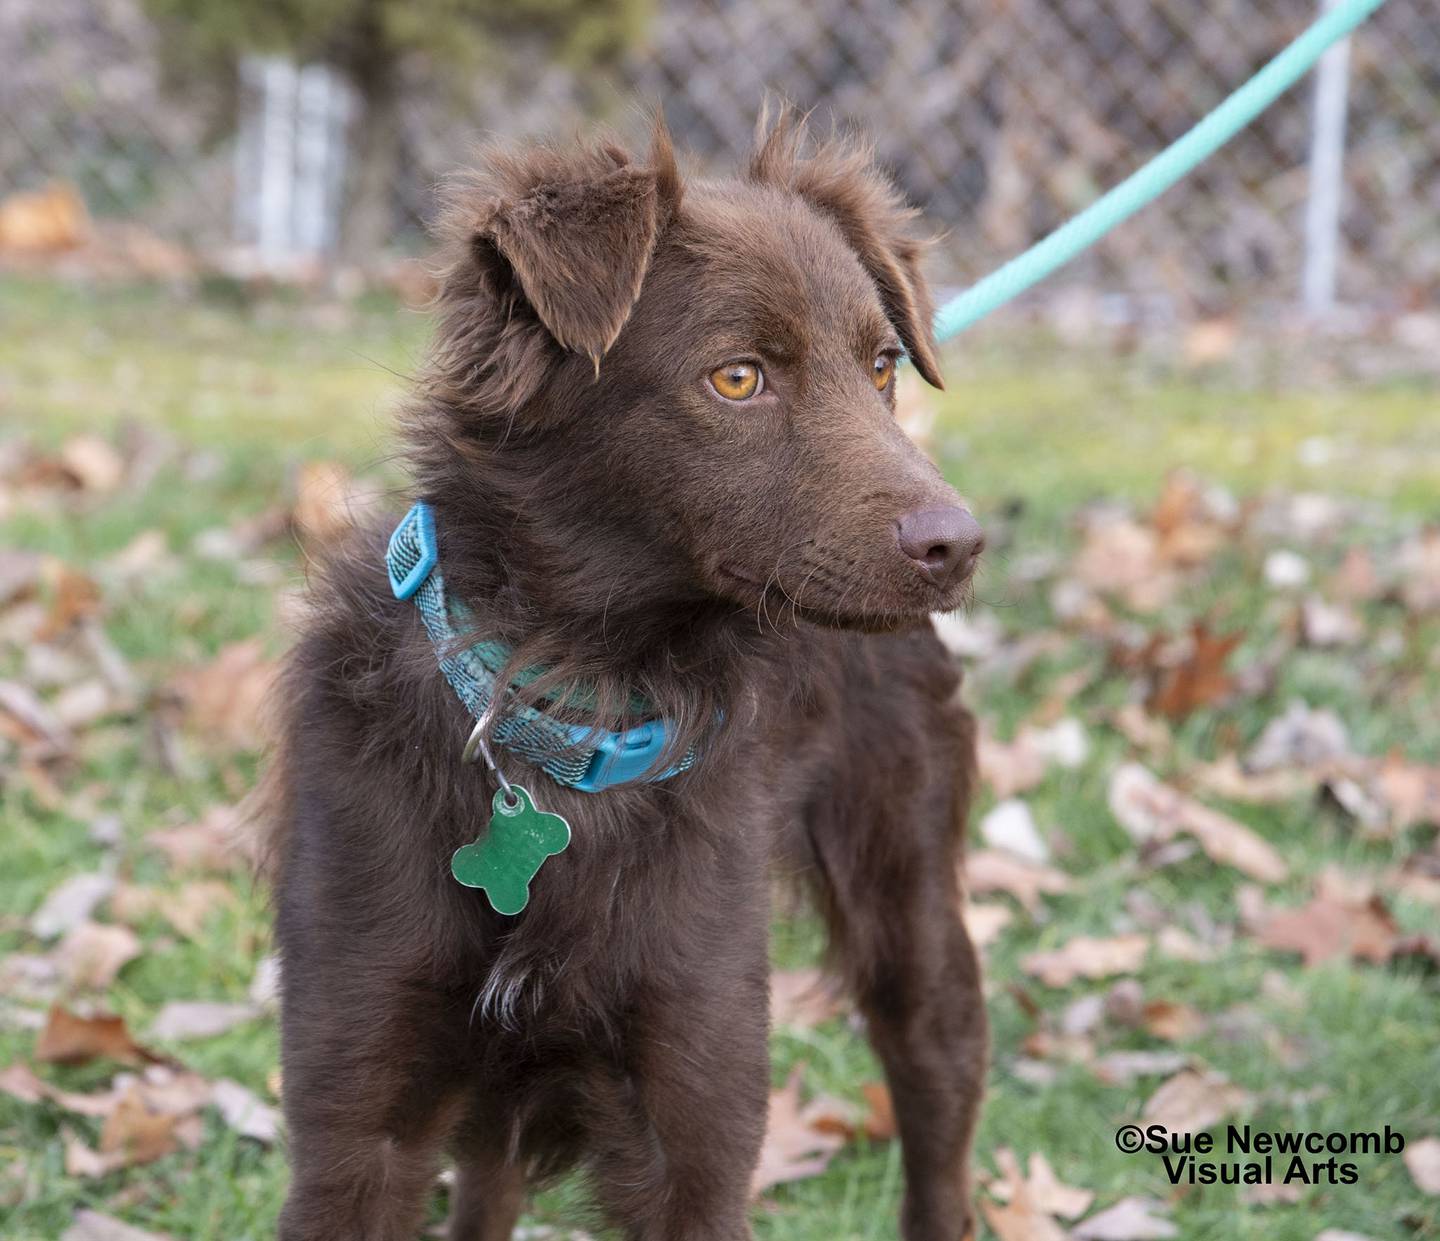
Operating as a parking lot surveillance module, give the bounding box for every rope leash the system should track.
[931,0,1389,343]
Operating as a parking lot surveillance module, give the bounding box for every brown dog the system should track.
[266,111,986,1240]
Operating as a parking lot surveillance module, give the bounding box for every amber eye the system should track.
[872,353,896,391]
[709,361,762,401]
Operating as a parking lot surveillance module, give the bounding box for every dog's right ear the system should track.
[471,132,679,361]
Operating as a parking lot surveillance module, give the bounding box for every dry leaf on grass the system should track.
[1246,701,1351,773]
[1140,1000,1206,1042]
[1072,1196,1178,1240]
[1190,754,1312,806]
[1397,529,1440,614]
[37,562,104,642]
[1253,890,1397,968]
[59,436,125,494]
[1141,1068,1250,1133]
[978,731,1049,799]
[159,880,239,940]
[749,1068,848,1197]
[1402,1135,1440,1195]
[966,850,1074,914]
[145,805,246,873]
[1108,703,1172,755]
[30,872,114,940]
[173,639,277,752]
[1072,515,1178,612]
[964,901,1014,950]
[36,1006,161,1067]
[769,969,846,1031]
[0,1061,117,1117]
[53,922,141,990]
[212,1077,281,1144]
[61,1209,173,1241]
[1022,935,1149,988]
[857,1081,895,1141]
[987,1147,1094,1219]
[1145,623,1241,721]
[1373,755,1440,832]
[981,1147,1069,1241]
[149,1000,259,1042]
[1108,763,1287,884]
[1090,1051,1188,1085]
[979,799,1050,864]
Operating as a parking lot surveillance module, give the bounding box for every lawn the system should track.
[2,274,1439,1240]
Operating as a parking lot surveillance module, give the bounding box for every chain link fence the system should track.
[3,0,1436,314]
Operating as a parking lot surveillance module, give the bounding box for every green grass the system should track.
[2,275,1438,1240]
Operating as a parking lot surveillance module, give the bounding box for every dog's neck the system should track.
[404,402,806,746]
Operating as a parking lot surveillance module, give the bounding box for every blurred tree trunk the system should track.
[339,12,399,264]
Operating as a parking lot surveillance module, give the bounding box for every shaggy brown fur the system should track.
[267,110,987,1241]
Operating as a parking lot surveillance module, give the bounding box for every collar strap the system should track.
[385,502,693,793]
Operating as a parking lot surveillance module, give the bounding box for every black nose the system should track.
[896,506,985,588]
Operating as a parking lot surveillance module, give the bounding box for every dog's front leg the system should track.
[589,892,771,1239]
[803,707,987,1241]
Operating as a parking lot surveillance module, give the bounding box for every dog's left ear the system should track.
[476,131,680,360]
[752,113,944,389]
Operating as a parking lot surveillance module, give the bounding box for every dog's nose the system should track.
[896,506,985,588]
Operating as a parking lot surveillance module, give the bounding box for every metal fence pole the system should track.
[1302,0,1355,316]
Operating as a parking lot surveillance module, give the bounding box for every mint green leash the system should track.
[932,0,1389,343]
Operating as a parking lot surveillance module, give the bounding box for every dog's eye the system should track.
[709,362,763,401]
[872,353,896,391]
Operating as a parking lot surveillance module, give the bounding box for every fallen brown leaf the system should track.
[981,1145,1070,1241]
[1403,1135,1440,1195]
[0,1061,119,1117]
[39,562,103,640]
[978,730,1049,799]
[1254,892,1397,967]
[1190,754,1312,805]
[964,901,1014,950]
[966,850,1074,915]
[1141,1068,1250,1133]
[1090,1051,1188,1085]
[212,1077,281,1144]
[173,639,277,752]
[149,1000,259,1042]
[53,921,141,990]
[769,968,845,1031]
[1108,762,1287,884]
[987,1147,1094,1220]
[1149,470,1227,567]
[1397,528,1440,614]
[159,880,239,939]
[1072,1195,1178,1239]
[1022,935,1149,988]
[1146,623,1241,721]
[61,1208,174,1241]
[858,1081,895,1141]
[1140,1000,1206,1042]
[1073,514,1178,612]
[59,436,126,494]
[35,1006,161,1067]
[750,1067,848,1197]
[99,1085,187,1165]
[30,872,114,940]
[146,805,246,873]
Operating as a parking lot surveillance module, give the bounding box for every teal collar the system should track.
[385,502,693,792]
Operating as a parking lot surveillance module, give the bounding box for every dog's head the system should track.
[428,110,981,632]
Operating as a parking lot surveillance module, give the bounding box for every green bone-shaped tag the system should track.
[451,785,571,915]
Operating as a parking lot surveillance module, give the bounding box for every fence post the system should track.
[1301,0,1355,316]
